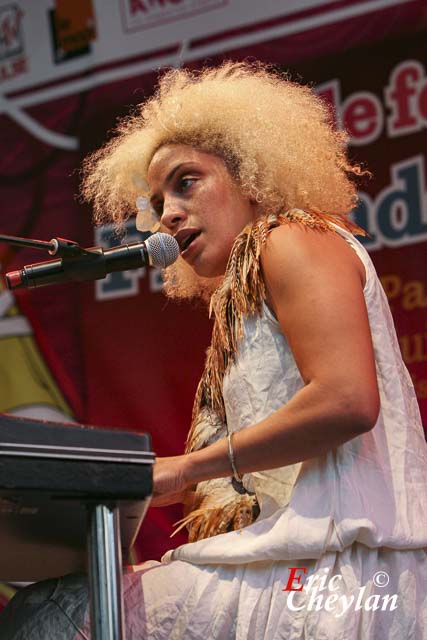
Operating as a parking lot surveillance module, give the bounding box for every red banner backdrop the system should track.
[0,0,426,565]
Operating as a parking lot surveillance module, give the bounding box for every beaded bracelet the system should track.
[227,431,243,483]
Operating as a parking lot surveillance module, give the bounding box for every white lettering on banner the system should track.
[121,0,227,32]
[94,220,163,300]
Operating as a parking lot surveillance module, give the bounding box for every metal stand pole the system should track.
[87,503,125,640]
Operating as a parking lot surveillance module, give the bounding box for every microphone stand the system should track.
[0,233,128,640]
[0,234,114,290]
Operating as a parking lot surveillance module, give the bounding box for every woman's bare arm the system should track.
[152,225,380,502]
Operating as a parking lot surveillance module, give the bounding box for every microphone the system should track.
[5,233,179,290]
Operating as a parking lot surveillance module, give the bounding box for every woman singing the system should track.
[2,61,426,640]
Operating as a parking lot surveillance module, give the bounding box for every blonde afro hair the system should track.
[81,61,365,228]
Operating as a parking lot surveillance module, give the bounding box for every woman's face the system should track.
[147,144,259,278]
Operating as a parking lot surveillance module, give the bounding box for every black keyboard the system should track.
[0,414,154,581]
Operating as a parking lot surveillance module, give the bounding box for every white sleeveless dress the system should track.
[3,226,426,639]
[113,225,427,639]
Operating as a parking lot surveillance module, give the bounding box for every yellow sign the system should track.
[54,0,96,54]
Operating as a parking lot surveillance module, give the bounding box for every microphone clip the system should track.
[0,233,89,258]
[48,237,92,259]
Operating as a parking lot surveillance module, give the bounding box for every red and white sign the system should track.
[0,3,27,83]
[121,0,228,32]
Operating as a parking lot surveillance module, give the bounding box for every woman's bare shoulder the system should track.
[261,222,365,291]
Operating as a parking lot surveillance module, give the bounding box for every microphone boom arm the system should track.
[1,232,179,290]
[1,235,150,290]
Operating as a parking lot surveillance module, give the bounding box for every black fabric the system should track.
[0,574,89,639]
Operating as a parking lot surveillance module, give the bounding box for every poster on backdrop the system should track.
[0,0,345,93]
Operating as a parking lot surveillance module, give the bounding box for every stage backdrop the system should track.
[0,0,426,567]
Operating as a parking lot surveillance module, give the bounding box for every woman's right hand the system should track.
[150,455,196,508]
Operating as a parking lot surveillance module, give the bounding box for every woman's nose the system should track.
[160,203,187,230]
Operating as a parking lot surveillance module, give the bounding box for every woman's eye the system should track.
[178,177,195,192]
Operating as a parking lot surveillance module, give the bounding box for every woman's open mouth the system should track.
[174,228,202,256]
[181,232,200,252]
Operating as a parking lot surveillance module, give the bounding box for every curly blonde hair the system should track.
[81,61,366,229]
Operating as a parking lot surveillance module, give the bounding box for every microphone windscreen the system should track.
[146,233,179,269]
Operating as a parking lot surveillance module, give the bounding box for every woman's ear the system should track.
[248,196,262,219]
